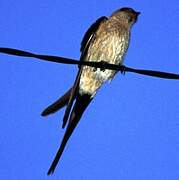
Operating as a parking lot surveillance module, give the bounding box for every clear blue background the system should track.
[0,0,179,179]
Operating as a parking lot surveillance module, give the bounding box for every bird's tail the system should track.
[41,87,73,116]
[47,93,93,175]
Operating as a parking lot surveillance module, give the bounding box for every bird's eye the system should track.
[128,16,133,23]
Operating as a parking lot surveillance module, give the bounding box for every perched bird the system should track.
[41,7,140,175]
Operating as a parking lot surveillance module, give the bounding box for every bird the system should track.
[41,7,140,175]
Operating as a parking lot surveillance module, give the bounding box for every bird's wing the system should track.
[41,16,108,129]
[61,16,108,128]
[80,16,108,60]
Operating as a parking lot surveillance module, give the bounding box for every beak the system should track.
[136,11,141,16]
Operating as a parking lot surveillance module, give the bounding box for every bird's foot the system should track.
[120,65,126,75]
[99,61,109,72]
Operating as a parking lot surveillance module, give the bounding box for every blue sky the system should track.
[0,0,179,179]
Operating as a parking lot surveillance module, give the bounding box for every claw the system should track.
[100,61,109,72]
[120,65,126,75]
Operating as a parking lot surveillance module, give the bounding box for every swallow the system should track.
[41,7,140,175]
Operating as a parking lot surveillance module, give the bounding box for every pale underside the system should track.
[79,21,130,96]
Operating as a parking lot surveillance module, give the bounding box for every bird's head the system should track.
[111,7,140,26]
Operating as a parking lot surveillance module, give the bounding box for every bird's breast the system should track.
[79,29,129,96]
